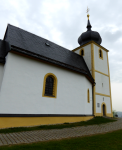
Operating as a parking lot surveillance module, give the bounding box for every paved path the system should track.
[0,118,122,146]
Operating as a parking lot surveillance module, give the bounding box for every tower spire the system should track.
[86,7,92,31]
[78,7,102,45]
[87,19,92,31]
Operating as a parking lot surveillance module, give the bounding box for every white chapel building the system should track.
[0,16,113,128]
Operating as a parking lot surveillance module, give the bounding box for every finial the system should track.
[86,7,90,20]
[86,7,92,31]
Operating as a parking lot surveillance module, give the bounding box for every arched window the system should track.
[42,73,57,98]
[99,49,103,59]
[87,89,90,103]
[80,48,84,56]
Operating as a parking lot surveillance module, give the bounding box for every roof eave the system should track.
[72,41,109,52]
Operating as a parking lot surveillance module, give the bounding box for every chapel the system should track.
[0,14,113,128]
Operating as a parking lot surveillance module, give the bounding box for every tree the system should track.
[112,109,118,117]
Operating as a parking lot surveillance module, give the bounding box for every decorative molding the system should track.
[91,43,96,115]
[107,53,113,116]
[72,41,109,52]
[95,70,109,77]
[95,92,110,97]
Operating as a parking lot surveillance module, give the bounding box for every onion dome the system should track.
[78,16,102,46]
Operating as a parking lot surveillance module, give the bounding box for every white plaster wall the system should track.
[82,45,91,71]
[94,44,108,75]
[95,72,110,95]
[73,44,91,71]
[96,95,111,113]
[74,48,80,55]
[0,53,93,115]
[84,79,93,115]
[0,64,4,89]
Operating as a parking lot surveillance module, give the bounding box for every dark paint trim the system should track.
[0,58,5,64]
[0,114,94,117]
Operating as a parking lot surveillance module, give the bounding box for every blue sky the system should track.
[0,0,122,111]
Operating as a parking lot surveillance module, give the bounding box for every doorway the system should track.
[103,104,105,116]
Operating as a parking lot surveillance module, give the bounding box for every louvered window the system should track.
[99,50,102,57]
[81,50,84,56]
[80,49,84,56]
[99,49,103,59]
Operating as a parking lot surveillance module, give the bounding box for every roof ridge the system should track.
[7,24,70,51]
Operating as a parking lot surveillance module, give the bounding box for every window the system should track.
[97,103,100,107]
[45,76,54,96]
[80,48,84,56]
[87,89,90,103]
[99,49,103,59]
[42,73,57,98]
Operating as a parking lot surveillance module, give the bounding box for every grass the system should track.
[0,117,116,134]
[0,128,122,150]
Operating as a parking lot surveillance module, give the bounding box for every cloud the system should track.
[0,0,122,81]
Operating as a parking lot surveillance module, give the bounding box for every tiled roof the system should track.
[3,24,94,83]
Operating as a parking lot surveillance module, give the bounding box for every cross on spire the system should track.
[86,7,90,20]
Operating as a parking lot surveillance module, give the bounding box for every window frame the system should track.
[87,89,90,103]
[45,76,54,96]
[79,48,84,56]
[42,73,57,98]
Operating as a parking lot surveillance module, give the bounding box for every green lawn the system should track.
[0,117,116,134]
[0,129,122,150]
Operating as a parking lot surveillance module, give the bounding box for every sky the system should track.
[0,0,122,111]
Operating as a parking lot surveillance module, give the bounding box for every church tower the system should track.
[73,14,113,117]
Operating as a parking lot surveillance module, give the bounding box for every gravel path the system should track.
[0,118,122,146]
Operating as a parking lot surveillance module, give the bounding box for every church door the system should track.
[103,104,105,116]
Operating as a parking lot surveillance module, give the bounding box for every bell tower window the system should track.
[80,48,84,56]
[99,49,103,59]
